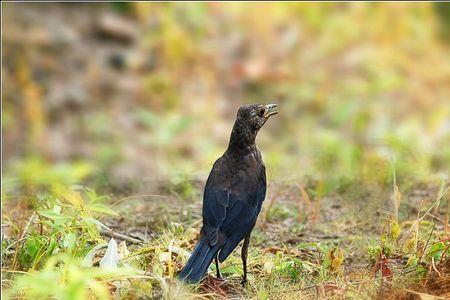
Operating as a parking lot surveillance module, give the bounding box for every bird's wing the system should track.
[202,156,266,248]
[217,165,266,262]
[201,158,230,246]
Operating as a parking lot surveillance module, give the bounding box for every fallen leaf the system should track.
[118,241,130,260]
[100,238,119,269]
[200,275,229,298]
[262,246,284,254]
[323,283,344,295]
[378,253,393,296]
[81,243,108,267]
[264,261,274,274]
[380,254,393,282]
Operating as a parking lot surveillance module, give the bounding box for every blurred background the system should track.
[3,2,450,197]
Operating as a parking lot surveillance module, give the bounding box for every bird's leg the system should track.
[241,234,251,286]
[215,254,221,278]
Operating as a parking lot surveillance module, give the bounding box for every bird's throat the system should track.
[227,120,257,155]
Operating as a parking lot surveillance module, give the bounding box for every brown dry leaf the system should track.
[323,283,345,296]
[315,284,326,300]
[325,248,345,273]
[262,246,284,254]
[118,241,130,260]
[400,290,446,300]
[200,275,230,298]
[106,281,117,296]
[330,248,345,272]
[380,254,393,282]
[379,253,393,297]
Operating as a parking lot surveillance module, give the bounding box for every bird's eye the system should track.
[259,108,265,117]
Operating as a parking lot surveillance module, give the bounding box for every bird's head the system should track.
[236,103,278,132]
[228,103,278,152]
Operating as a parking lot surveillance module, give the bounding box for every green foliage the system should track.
[426,241,447,262]
[367,219,401,263]
[266,203,296,223]
[4,255,138,300]
[273,257,304,280]
[9,187,116,270]
[0,185,157,299]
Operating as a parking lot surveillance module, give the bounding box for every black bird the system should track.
[178,103,278,285]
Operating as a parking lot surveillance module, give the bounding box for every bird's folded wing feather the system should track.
[202,157,266,247]
[202,188,229,245]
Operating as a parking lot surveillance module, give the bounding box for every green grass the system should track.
[2,176,449,299]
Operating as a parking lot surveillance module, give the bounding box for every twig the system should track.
[428,213,446,225]
[431,257,442,277]
[100,229,143,244]
[407,184,449,239]
[402,289,447,300]
[299,283,319,291]
[3,236,29,257]
[1,269,31,275]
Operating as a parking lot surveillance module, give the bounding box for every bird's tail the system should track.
[178,237,219,284]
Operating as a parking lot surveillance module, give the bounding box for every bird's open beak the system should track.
[264,104,278,118]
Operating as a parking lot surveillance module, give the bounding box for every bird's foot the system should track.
[216,273,222,279]
[240,278,247,287]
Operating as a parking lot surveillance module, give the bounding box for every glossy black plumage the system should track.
[178,104,278,284]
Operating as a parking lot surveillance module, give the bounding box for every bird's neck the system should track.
[227,120,257,156]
